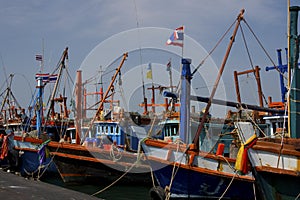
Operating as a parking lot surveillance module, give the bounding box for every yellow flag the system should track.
[146,63,152,79]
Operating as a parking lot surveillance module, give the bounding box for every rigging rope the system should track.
[191,19,237,76]
[243,19,287,80]
[239,23,269,106]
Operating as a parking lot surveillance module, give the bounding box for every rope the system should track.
[243,19,286,80]
[239,24,255,72]
[149,165,156,188]
[241,105,266,137]
[276,76,290,168]
[91,160,138,196]
[147,113,160,137]
[218,172,238,200]
[253,182,257,200]
[91,139,145,197]
[295,192,300,200]
[165,139,186,200]
[110,144,122,162]
[191,19,236,76]
[136,138,156,187]
[217,155,237,173]
[37,142,61,179]
[289,98,300,103]
[239,24,268,105]
[290,87,300,92]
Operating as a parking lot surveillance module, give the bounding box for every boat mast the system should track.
[75,70,82,144]
[82,53,128,141]
[36,76,44,137]
[288,6,300,138]
[44,47,68,123]
[192,9,244,150]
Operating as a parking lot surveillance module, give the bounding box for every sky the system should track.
[0,0,299,117]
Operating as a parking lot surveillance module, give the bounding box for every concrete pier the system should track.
[0,169,100,200]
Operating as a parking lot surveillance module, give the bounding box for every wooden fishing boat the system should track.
[235,6,300,200]
[140,11,258,198]
[140,9,291,199]
[141,57,256,199]
[6,47,75,177]
[46,53,153,185]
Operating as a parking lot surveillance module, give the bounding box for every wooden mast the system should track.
[192,9,245,150]
[44,47,69,122]
[82,53,128,141]
[75,70,82,144]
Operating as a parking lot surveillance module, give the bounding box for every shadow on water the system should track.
[42,175,152,200]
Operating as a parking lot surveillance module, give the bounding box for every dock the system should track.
[0,169,100,200]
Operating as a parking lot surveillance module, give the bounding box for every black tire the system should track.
[149,186,166,200]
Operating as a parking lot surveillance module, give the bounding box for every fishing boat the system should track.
[140,9,291,199]
[46,53,153,185]
[235,6,300,200]
[6,47,75,177]
[0,74,29,170]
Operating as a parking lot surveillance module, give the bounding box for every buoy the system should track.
[216,143,225,156]
[149,186,166,200]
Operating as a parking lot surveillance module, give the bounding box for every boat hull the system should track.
[10,136,57,177]
[48,142,153,185]
[248,139,300,200]
[142,139,255,199]
[253,167,300,200]
[149,160,254,199]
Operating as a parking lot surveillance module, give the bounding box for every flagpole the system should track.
[42,38,44,73]
[182,25,184,58]
[178,25,184,93]
[169,59,173,92]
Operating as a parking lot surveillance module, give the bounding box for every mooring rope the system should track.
[295,192,300,200]
[218,172,237,200]
[37,143,61,179]
[165,139,186,200]
[91,161,138,196]
[91,139,148,197]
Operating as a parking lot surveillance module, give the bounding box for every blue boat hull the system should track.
[20,151,57,177]
[150,161,255,199]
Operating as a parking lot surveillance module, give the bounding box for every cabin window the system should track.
[109,126,113,134]
[116,126,119,134]
[171,125,178,136]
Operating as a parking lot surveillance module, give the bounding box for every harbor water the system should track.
[42,176,152,200]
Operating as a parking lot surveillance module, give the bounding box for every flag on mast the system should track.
[36,54,43,61]
[146,63,153,79]
[166,26,184,47]
[166,60,171,71]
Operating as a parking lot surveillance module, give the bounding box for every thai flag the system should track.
[35,73,50,81]
[48,74,58,83]
[36,54,43,61]
[35,73,58,83]
[166,26,184,47]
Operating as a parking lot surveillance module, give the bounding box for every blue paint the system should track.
[265,49,288,103]
[149,160,254,199]
[179,58,192,143]
[36,77,43,137]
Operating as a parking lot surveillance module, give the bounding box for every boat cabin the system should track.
[263,115,287,137]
